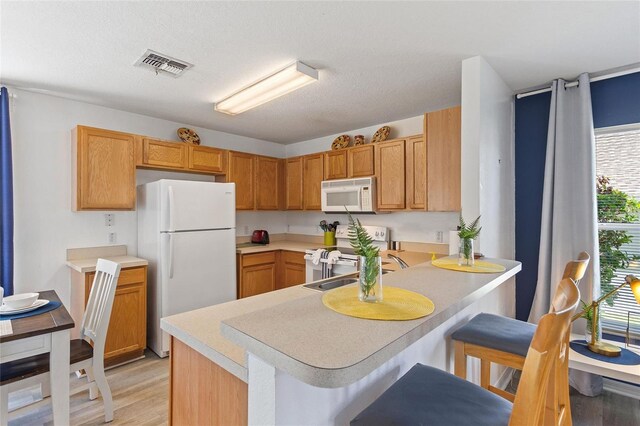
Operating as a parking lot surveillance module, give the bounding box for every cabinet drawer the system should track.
[281,250,305,266]
[242,251,276,267]
[86,266,146,287]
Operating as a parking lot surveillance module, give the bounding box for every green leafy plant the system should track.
[458,214,482,261]
[597,176,640,306]
[346,209,380,298]
[579,300,599,339]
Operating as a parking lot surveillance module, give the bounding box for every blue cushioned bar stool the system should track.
[452,251,589,402]
[351,278,580,426]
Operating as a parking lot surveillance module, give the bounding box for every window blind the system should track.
[595,128,640,337]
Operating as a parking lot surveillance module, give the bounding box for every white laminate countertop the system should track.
[66,255,148,273]
[221,257,521,388]
[235,241,329,254]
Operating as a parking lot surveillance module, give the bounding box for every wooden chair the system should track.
[1,259,121,424]
[451,251,589,402]
[351,277,580,426]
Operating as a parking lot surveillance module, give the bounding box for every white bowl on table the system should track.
[2,292,40,310]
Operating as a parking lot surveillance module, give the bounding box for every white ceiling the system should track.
[1,1,639,144]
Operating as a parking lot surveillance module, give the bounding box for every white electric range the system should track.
[303,225,389,282]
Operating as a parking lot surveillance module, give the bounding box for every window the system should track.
[595,125,640,338]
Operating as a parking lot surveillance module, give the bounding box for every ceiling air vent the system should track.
[134,49,193,77]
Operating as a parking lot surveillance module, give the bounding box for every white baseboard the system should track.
[603,377,640,399]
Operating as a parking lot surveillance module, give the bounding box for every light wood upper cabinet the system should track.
[303,154,324,210]
[255,156,281,210]
[426,106,461,211]
[227,151,255,210]
[73,126,136,210]
[188,145,226,174]
[324,150,348,180]
[285,157,304,210]
[406,135,427,210]
[142,138,187,169]
[348,145,375,178]
[375,139,406,210]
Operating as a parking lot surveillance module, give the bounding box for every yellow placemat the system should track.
[322,286,435,321]
[432,257,506,273]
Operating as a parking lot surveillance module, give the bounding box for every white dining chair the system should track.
[1,258,121,424]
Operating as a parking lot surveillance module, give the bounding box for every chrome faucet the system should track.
[387,254,409,269]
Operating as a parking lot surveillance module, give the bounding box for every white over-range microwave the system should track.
[321,177,377,213]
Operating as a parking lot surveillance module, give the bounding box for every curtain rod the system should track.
[516,64,640,99]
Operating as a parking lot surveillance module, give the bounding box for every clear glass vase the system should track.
[359,256,383,303]
[458,238,474,266]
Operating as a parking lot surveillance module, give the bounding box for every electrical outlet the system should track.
[437,231,444,243]
[108,232,117,244]
[244,226,249,234]
[104,213,115,226]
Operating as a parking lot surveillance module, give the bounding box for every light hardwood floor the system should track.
[8,351,638,425]
[8,350,169,426]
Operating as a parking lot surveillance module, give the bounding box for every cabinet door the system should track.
[142,138,187,169]
[286,157,304,210]
[74,126,136,210]
[427,106,461,211]
[228,151,256,210]
[85,266,147,366]
[375,139,406,210]
[278,251,306,289]
[255,156,280,210]
[303,154,324,210]
[348,145,375,178]
[406,135,427,210]
[188,145,226,174]
[241,263,276,298]
[324,150,348,180]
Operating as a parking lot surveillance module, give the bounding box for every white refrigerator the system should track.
[137,179,236,357]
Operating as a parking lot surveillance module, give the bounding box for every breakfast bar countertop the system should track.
[221,257,521,388]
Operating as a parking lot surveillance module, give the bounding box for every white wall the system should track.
[285,115,425,157]
[461,56,515,259]
[9,88,285,305]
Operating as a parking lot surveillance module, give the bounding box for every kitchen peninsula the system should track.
[161,257,521,425]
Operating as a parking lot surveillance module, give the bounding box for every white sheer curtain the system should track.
[529,73,602,396]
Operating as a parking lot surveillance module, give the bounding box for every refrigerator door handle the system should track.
[168,185,175,232]
[168,233,175,279]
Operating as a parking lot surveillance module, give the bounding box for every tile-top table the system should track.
[0,290,75,425]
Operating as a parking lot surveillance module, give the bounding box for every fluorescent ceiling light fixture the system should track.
[214,61,318,115]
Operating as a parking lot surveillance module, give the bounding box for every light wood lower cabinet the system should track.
[238,250,306,296]
[170,337,247,425]
[238,252,277,298]
[83,266,147,367]
[278,251,306,289]
[73,126,136,211]
[375,139,406,210]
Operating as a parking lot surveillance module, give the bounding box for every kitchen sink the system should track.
[303,277,358,292]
